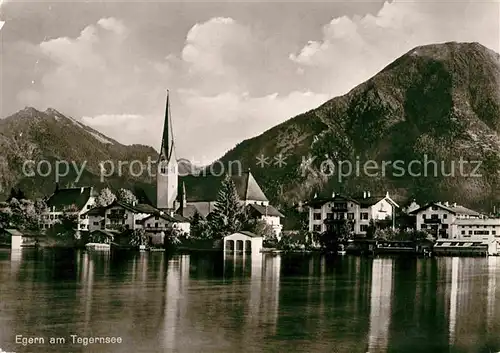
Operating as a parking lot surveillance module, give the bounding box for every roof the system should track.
[247,203,284,217]
[107,200,159,214]
[410,202,481,216]
[226,231,261,238]
[141,213,190,223]
[46,187,93,212]
[159,91,175,164]
[178,171,268,203]
[84,206,106,216]
[90,229,120,237]
[305,194,359,207]
[178,204,202,219]
[4,229,23,236]
[434,240,491,247]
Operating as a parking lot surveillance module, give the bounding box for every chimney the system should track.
[444,201,449,207]
[170,210,174,217]
[159,210,164,215]
[132,200,137,206]
[332,191,336,198]
[367,191,371,197]
[453,202,457,207]
[80,187,84,193]
[363,191,367,199]
[314,193,317,199]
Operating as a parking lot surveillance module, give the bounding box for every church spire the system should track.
[159,90,175,163]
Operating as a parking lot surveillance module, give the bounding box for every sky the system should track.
[0,0,499,164]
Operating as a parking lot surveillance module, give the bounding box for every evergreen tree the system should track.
[95,188,116,207]
[209,175,245,238]
[190,211,212,239]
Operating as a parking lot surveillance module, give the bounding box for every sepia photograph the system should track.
[0,0,500,352]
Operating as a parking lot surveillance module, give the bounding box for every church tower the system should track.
[156,90,178,211]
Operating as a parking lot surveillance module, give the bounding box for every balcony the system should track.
[423,218,441,224]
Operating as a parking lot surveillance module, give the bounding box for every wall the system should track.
[224,233,263,253]
[11,235,22,250]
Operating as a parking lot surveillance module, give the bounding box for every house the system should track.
[41,186,96,231]
[305,191,399,236]
[141,213,190,246]
[223,231,263,253]
[246,203,284,237]
[152,91,284,234]
[410,201,483,239]
[0,228,39,249]
[85,200,158,232]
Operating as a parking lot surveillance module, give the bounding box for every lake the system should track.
[0,249,499,353]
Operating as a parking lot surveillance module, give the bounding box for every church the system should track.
[155,92,284,236]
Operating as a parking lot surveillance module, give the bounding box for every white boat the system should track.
[86,243,111,251]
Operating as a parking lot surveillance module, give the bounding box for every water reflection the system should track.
[1,251,500,353]
[368,258,393,353]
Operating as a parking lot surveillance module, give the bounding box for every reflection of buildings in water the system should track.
[80,252,94,334]
[162,255,190,351]
[487,256,498,332]
[248,252,263,326]
[10,250,21,275]
[262,254,281,334]
[448,257,459,346]
[368,258,394,353]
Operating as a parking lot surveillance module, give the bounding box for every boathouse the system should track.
[224,231,263,253]
[433,239,499,256]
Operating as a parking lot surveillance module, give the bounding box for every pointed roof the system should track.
[176,170,269,203]
[159,90,175,163]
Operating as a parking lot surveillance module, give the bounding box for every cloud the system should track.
[9,2,498,163]
[290,0,500,96]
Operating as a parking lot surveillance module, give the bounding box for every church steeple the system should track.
[159,90,175,163]
[156,90,178,211]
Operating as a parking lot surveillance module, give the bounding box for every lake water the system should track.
[0,249,499,353]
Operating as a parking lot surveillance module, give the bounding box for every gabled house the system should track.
[306,191,399,236]
[246,203,284,237]
[42,186,96,231]
[410,201,485,239]
[141,213,190,246]
[85,200,158,232]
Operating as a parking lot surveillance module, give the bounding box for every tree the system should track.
[366,219,377,239]
[244,219,277,246]
[129,228,148,247]
[190,211,212,239]
[209,175,246,238]
[318,219,354,252]
[46,208,78,239]
[164,226,182,248]
[95,188,116,207]
[116,188,138,204]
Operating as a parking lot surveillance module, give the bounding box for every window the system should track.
[493,231,497,236]
[432,206,438,210]
[313,213,322,220]
[93,221,99,226]
[423,214,427,219]
[474,230,489,235]
[361,213,369,220]
[155,223,159,228]
[360,225,368,232]
[313,225,321,232]
[431,214,438,219]
[135,220,142,225]
[461,230,465,235]
[421,224,427,229]
[347,213,354,220]
[442,224,448,229]
[469,231,473,235]
[443,214,447,219]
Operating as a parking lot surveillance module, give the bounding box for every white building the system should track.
[306,191,399,236]
[410,201,484,239]
[141,213,191,245]
[42,186,95,232]
[85,200,158,232]
[223,231,263,253]
[246,203,284,237]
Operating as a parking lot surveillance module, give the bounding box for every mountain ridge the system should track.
[2,41,500,214]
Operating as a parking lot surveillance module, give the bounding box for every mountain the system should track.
[0,107,158,200]
[213,42,500,212]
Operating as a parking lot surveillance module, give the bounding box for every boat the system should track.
[86,243,111,251]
